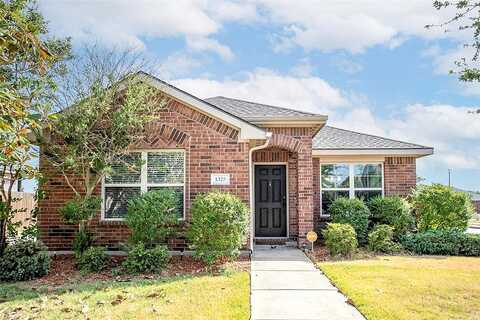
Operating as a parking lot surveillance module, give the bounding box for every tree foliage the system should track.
[428,1,480,84]
[43,45,168,199]
[0,0,70,254]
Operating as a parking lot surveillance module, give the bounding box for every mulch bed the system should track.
[305,244,382,264]
[26,254,250,289]
[305,244,331,262]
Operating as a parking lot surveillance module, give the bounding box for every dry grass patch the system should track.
[0,271,249,320]
[319,256,480,320]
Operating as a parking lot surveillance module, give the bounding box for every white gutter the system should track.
[248,132,272,250]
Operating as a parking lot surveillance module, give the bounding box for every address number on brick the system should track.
[211,174,230,185]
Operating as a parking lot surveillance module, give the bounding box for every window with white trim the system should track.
[102,150,185,220]
[320,163,383,215]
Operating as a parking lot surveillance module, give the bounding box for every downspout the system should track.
[248,132,272,251]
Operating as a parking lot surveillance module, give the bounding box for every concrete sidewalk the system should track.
[251,246,365,320]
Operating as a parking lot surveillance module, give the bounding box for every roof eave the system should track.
[312,148,434,158]
[247,116,328,127]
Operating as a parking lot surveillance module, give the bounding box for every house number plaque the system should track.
[211,174,230,186]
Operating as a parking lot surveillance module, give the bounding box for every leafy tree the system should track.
[41,45,169,242]
[0,0,70,254]
[428,1,480,84]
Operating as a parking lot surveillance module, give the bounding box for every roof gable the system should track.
[137,72,267,140]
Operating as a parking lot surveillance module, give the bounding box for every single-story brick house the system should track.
[38,72,434,250]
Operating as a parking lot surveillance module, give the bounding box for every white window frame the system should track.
[101,149,186,221]
[320,162,384,216]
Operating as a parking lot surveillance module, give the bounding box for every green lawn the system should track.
[319,256,480,320]
[0,271,250,320]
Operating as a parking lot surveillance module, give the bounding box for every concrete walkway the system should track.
[251,246,365,320]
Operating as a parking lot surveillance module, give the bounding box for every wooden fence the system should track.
[10,192,36,229]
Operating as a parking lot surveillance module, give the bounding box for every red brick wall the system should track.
[384,156,417,197]
[38,99,250,251]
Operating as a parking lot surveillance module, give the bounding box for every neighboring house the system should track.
[38,72,434,251]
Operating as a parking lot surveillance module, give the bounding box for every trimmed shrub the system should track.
[367,196,415,239]
[322,223,358,257]
[460,234,480,256]
[76,247,110,273]
[187,190,249,265]
[0,240,50,281]
[122,243,169,274]
[400,230,480,256]
[368,224,401,253]
[329,197,370,244]
[125,189,179,248]
[411,184,475,232]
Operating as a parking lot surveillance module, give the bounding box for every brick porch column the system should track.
[297,138,314,246]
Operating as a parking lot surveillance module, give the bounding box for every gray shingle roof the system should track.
[204,96,325,120]
[313,126,432,150]
[203,95,432,152]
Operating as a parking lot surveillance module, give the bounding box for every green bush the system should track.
[122,243,169,274]
[367,196,415,239]
[72,229,93,256]
[76,247,110,273]
[329,197,370,244]
[400,230,480,256]
[0,240,50,281]
[187,190,249,265]
[411,184,475,232]
[368,224,401,253]
[322,223,358,257]
[125,189,179,248]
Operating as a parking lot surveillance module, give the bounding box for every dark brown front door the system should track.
[255,165,287,237]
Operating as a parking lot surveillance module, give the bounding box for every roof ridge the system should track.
[324,125,432,149]
[206,96,323,116]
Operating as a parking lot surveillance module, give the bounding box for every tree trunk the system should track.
[0,219,7,255]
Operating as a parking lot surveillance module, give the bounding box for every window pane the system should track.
[354,164,382,188]
[147,152,184,184]
[104,187,141,219]
[147,186,184,218]
[355,190,382,202]
[321,190,349,215]
[321,164,350,188]
[105,153,141,184]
